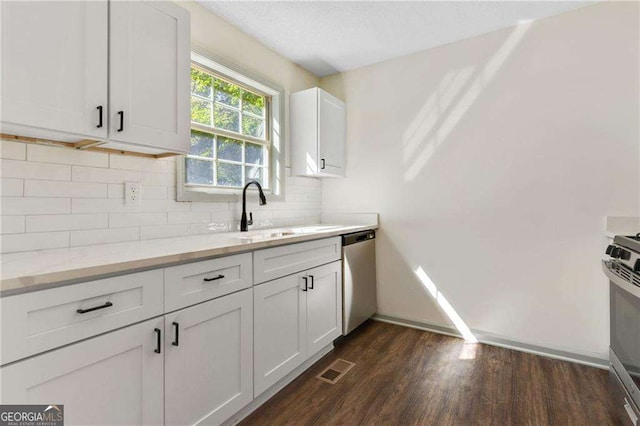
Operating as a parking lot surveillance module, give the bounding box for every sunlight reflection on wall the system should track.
[403,21,533,181]
[414,266,478,344]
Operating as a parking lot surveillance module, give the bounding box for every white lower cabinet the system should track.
[306,262,343,356]
[253,273,307,396]
[0,317,164,426]
[0,239,346,425]
[254,260,343,396]
[164,289,253,426]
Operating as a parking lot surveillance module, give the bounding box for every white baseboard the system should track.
[372,314,609,370]
[223,344,334,426]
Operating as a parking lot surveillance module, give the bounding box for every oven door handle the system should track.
[603,260,640,299]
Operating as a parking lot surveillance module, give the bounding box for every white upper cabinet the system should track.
[291,87,345,177]
[107,1,190,153]
[0,1,108,140]
[0,0,190,155]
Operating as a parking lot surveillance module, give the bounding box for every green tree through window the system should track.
[187,66,270,189]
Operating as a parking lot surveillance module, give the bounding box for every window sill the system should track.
[177,184,281,202]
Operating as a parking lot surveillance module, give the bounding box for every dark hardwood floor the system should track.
[241,320,620,426]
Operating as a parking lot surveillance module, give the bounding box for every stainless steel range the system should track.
[603,234,640,425]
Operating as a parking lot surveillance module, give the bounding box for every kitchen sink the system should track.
[235,225,343,242]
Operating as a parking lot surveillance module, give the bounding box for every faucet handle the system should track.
[248,212,253,226]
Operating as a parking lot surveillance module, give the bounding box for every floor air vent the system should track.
[316,359,355,385]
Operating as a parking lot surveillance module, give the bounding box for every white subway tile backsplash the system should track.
[109,212,167,228]
[26,214,108,232]
[72,165,140,184]
[1,178,23,197]
[72,198,138,214]
[27,144,108,168]
[1,159,71,181]
[0,140,26,160]
[108,184,125,199]
[24,180,107,198]
[1,231,68,253]
[0,142,322,253]
[109,154,169,173]
[1,216,25,234]
[141,171,175,187]
[2,197,71,215]
[210,210,238,222]
[190,222,230,234]
[140,224,190,240]
[167,211,211,224]
[70,227,140,247]
[142,185,168,200]
[190,201,230,212]
[141,199,190,213]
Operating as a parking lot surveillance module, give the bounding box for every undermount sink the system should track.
[235,230,297,241]
[235,225,342,242]
[236,225,340,242]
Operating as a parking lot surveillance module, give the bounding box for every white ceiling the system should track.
[198,1,594,77]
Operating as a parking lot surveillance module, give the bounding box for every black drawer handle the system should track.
[154,328,161,354]
[117,111,124,132]
[321,158,326,169]
[76,301,113,314]
[172,322,179,346]
[203,274,224,282]
[302,276,308,291]
[309,275,314,290]
[96,105,103,128]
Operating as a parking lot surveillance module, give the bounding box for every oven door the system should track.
[605,261,640,409]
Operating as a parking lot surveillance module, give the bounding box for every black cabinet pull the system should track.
[321,159,326,169]
[96,106,103,128]
[154,328,161,354]
[302,276,308,291]
[76,301,113,314]
[309,275,314,290]
[203,274,224,282]
[117,111,124,132]
[172,322,179,346]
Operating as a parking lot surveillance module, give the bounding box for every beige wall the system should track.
[321,1,639,359]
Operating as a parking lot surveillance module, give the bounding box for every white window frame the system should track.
[177,50,285,202]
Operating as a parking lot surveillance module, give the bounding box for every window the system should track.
[178,51,284,202]
[187,66,270,189]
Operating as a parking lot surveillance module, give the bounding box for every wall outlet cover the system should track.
[125,182,141,207]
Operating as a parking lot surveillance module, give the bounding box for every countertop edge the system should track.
[1,224,378,297]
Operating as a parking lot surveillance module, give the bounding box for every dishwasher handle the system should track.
[342,230,375,246]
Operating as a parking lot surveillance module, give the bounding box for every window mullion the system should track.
[242,140,246,185]
[213,134,218,186]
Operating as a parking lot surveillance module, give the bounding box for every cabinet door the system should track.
[306,261,343,356]
[164,289,253,426]
[0,318,164,425]
[318,89,345,177]
[254,274,307,396]
[0,1,108,139]
[109,1,190,153]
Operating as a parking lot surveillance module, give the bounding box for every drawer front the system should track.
[164,253,252,311]
[1,270,164,366]
[253,237,341,284]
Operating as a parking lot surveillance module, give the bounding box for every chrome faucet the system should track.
[240,181,267,232]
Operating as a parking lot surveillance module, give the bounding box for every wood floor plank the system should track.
[240,321,619,426]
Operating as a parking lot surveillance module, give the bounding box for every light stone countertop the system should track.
[0,224,378,297]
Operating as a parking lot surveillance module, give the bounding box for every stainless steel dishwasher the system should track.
[342,230,377,335]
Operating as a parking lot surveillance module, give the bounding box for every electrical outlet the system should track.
[125,182,140,207]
